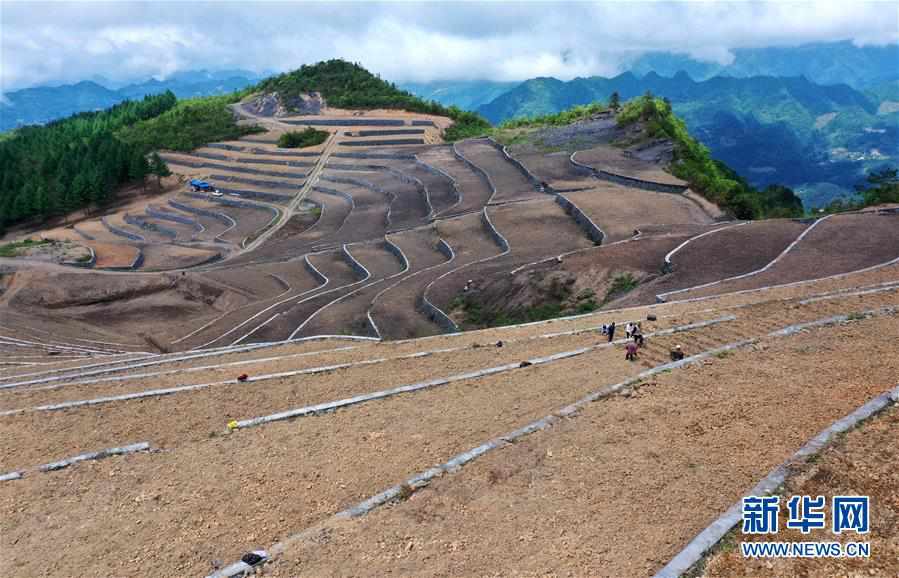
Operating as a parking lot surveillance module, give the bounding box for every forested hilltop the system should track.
[257,60,490,140]
[0,60,491,233]
[0,90,260,233]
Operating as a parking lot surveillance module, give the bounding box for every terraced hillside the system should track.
[2,255,898,577]
[3,62,898,577]
[4,104,899,351]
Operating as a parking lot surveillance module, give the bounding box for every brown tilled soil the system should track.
[418,146,493,215]
[265,313,899,578]
[160,152,308,181]
[368,227,452,340]
[447,235,686,324]
[680,212,899,300]
[247,251,361,342]
[565,183,714,242]
[513,149,595,190]
[574,145,687,186]
[702,404,899,578]
[427,199,596,314]
[457,138,541,204]
[614,219,810,307]
[383,158,458,215]
[296,242,407,337]
[328,169,429,230]
[208,203,278,246]
[0,309,757,577]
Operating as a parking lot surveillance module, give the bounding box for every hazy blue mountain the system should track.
[629,41,899,88]
[477,72,898,206]
[1,81,124,131]
[1,70,265,132]
[400,80,520,110]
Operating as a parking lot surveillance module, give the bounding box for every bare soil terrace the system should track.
[679,212,899,300]
[2,291,896,577]
[574,144,688,187]
[565,182,714,242]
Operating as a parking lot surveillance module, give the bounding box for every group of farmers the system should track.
[601,319,686,362]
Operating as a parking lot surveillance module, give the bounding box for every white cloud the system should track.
[1,1,897,90]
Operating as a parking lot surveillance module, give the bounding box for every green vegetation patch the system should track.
[452,278,598,328]
[617,93,804,219]
[0,238,51,257]
[499,102,609,129]
[0,89,260,233]
[118,94,263,152]
[277,128,329,149]
[602,273,639,305]
[257,60,491,142]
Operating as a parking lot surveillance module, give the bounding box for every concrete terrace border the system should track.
[484,136,547,192]
[206,317,750,578]
[146,206,201,230]
[168,199,237,244]
[554,193,606,244]
[452,140,498,205]
[569,150,689,194]
[230,315,736,430]
[419,239,460,334]
[415,155,463,216]
[420,207,511,334]
[206,142,318,158]
[0,442,151,483]
[656,215,832,302]
[367,236,411,339]
[207,173,304,191]
[367,231,455,338]
[663,221,749,267]
[161,155,307,181]
[310,186,356,237]
[332,151,416,160]
[207,308,897,578]
[101,216,144,242]
[297,238,413,340]
[657,381,899,575]
[124,214,178,239]
[340,138,425,147]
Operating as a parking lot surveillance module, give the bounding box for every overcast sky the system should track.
[2,1,898,91]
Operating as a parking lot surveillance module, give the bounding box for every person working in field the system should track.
[670,345,685,361]
[625,341,638,361]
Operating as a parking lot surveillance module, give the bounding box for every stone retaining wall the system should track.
[303,254,329,285]
[453,141,497,203]
[146,206,199,228]
[101,217,143,242]
[332,151,416,160]
[168,200,233,225]
[216,188,293,204]
[340,138,425,147]
[485,137,547,192]
[481,208,510,252]
[554,194,605,244]
[284,118,406,126]
[569,152,688,194]
[355,129,426,137]
[124,214,178,239]
[341,244,370,280]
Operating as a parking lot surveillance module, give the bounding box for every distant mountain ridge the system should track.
[470,71,898,206]
[1,70,265,131]
[628,41,899,89]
